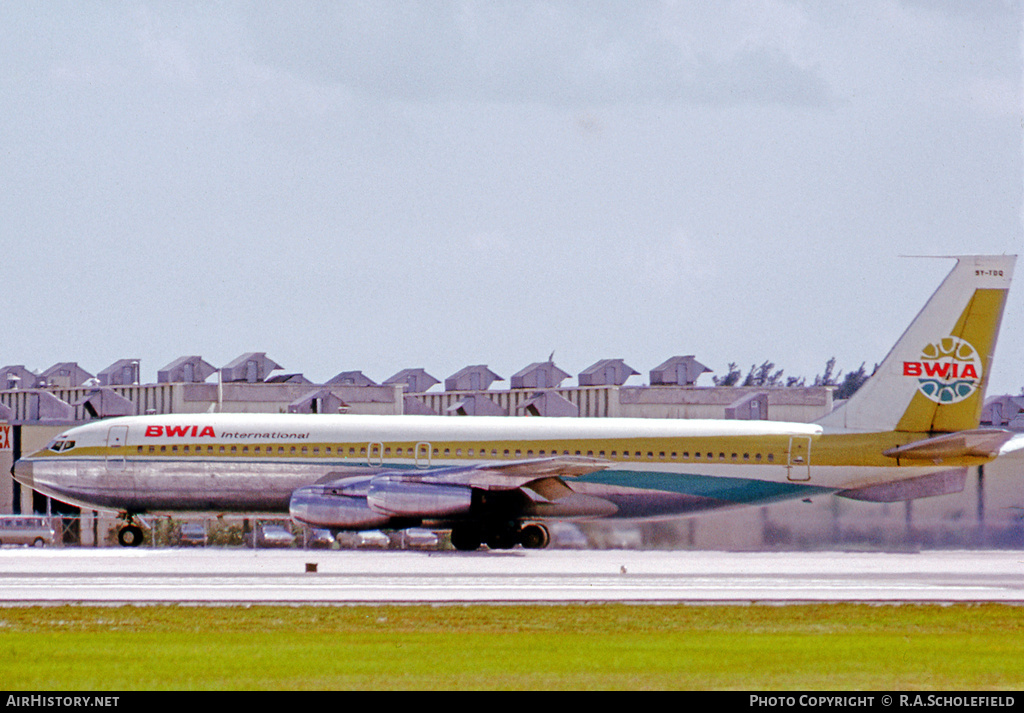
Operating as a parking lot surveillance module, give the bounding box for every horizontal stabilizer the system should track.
[998,434,1024,458]
[882,429,1013,461]
[837,468,967,502]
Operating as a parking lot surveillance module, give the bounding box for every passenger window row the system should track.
[131,443,778,463]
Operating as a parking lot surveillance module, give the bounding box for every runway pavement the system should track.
[1,547,1024,604]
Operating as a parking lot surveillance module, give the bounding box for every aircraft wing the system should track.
[416,455,612,490]
[838,468,968,502]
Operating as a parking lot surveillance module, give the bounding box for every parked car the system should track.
[548,522,590,549]
[0,516,56,547]
[304,528,335,549]
[356,530,390,548]
[246,524,295,548]
[401,528,440,549]
[178,522,207,547]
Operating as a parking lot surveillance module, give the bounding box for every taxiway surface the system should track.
[1,548,1023,604]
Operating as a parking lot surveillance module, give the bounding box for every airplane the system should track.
[11,254,1024,550]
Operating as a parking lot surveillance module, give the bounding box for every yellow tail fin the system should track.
[817,255,1015,434]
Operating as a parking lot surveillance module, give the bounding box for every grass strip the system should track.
[1,603,1022,690]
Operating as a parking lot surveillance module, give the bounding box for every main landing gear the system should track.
[450,522,550,551]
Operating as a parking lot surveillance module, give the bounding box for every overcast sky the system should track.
[1,1,1021,396]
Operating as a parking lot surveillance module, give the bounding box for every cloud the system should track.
[242,1,836,107]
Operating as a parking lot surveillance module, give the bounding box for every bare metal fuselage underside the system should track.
[22,450,852,528]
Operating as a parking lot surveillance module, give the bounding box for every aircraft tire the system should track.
[485,527,518,550]
[519,524,550,549]
[118,525,144,548]
[450,525,482,551]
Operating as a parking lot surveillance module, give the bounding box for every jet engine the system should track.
[289,476,473,529]
[289,481,392,529]
[367,479,472,518]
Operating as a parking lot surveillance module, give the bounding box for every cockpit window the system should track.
[47,439,75,453]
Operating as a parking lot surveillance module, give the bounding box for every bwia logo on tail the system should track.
[904,336,983,405]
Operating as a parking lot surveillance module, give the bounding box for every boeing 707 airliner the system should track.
[12,255,1023,549]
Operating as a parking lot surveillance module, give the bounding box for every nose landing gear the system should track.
[116,517,145,547]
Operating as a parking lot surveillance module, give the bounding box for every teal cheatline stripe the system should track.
[578,469,831,504]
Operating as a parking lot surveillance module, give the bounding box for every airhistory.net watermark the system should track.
[6,696,119,708]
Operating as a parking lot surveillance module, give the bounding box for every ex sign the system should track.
[0,423,10,451]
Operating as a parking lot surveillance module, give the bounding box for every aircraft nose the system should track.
[12,459,33,487]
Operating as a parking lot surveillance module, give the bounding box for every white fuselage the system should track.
[13,412,964,522]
